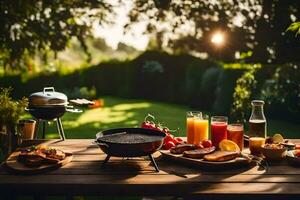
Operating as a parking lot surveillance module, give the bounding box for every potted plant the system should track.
[0,87,28,157]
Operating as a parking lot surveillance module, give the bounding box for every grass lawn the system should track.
[28,96,300,139]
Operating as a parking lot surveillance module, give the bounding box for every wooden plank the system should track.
[1,180,300,196]
[2,173,300,185]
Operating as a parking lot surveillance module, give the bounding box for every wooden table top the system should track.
[1,139,300,199]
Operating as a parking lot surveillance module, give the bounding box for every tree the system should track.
[129,0,300,63]
[0,0,115,72]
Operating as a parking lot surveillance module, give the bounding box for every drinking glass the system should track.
[227,123,244,150]
[193,113,209,144]
[249,137,265,155]
[186,111,201,144]
[211,116,228,148]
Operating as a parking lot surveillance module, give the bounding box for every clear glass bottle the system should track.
[248,100,267,138]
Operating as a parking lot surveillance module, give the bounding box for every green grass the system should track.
[28,96,300,139]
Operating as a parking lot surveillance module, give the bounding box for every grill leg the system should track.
[148,154,159,172]
[33,119,40,139]
[101,155,111,169]
[56,118,62,139]
[42,121,46,139]
[56,117,66,140]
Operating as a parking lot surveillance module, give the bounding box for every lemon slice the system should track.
[219,139,240,152]
[273,133,284,144]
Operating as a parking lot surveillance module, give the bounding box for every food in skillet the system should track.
[17,146,67,167]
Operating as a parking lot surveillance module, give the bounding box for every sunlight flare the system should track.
[211,32,225,46]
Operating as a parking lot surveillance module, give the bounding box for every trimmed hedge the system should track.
[0,51,264,116]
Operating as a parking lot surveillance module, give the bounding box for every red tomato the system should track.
[164,141,176,150]
[141,121,156,130]
[163,134,174,144]
[195,143,204,149]
[201,139,212,148]
[175,137,183,143]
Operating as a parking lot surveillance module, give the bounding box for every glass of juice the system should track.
[227,124,244,151]
[186,111,201,144]
[193,113,209,145]
[211,116,228,148]
[249,137,265,155]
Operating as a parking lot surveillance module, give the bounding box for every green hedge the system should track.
[0,51,275,117]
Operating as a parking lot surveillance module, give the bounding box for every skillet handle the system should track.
[93,141,109,148]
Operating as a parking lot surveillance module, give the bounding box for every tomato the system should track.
[141,121,156,130]
[201,139,212,148]
[294,150,300,157]
[175,137,184,144]
[195,143,204,149]
[163,134,174,144]
[164,141,176,150]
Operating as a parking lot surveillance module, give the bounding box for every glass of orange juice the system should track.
[186,111,201,144]
[249,137,265,155]
[193,113,209,145]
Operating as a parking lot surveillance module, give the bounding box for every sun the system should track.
[211,32,225,46]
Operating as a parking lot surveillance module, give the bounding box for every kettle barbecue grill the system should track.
[26,87,82,140]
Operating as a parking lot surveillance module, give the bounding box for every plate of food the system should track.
[286,149,300,166]
[5,145,73,174]
[160,139,252,169]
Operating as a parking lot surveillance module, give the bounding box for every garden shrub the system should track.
[199,67,222,109]
[261,63,300,122]
[230,64,261,123]
[185,62,221,109]
[212,67,246,115]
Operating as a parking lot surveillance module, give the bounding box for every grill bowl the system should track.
[27,106,66,120]
[95,128,166,157]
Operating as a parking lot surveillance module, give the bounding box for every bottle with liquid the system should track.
[248,100,267,138]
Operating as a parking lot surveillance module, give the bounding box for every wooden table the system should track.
[1,139,300,199]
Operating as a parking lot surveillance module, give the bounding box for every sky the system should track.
[91,1,247,51]
[92,1,149,51]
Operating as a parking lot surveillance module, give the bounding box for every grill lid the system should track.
[29,87,68,107]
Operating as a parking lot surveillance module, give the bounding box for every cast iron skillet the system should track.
[95,128,166,157]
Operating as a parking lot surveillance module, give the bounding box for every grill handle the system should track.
[43,87,55,93]
[25,107,35,112]
[66,108,82,113]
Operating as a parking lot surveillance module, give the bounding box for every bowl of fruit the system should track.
[261,143,287,161]
[261,134,288,161]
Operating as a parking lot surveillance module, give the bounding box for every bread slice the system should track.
[170,144,197,154]
[203,151,240,162]
[183,147,216,159]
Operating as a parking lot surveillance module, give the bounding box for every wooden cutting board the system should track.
[160,150,253,169]
[5,151,73,174]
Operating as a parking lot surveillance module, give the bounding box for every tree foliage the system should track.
[0,0,114,71]
[129,0,300,63]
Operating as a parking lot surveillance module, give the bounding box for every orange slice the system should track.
[219,139,240,152]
